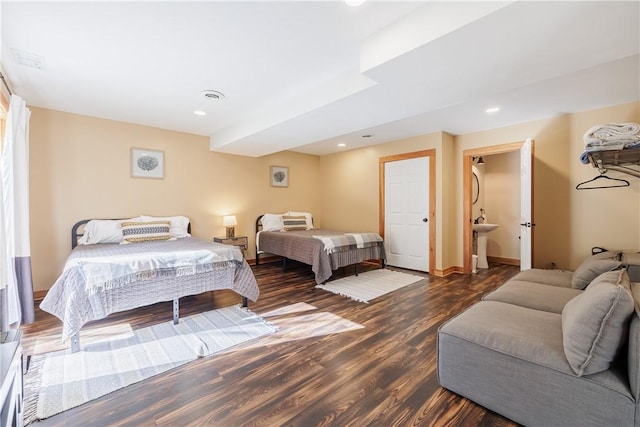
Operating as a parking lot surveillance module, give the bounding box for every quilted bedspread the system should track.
[258,229,386,284]
[41,237,260,340]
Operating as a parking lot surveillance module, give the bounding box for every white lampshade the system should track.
[223,215,237,227]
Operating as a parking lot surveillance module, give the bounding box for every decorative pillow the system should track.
[78,217,143,245]
[140,215,190,238]
[287,211,313,229]
[120,220,173,244]
[562,269,634,376]
[282,215,308,231]
[571,257,623,289]
[261,213,285,232]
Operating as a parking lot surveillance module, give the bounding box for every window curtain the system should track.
[1,94,34,327]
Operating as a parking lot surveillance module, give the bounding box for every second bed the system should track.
[255,213,386,284]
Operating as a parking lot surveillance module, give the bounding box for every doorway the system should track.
[463,140,534,274]
[379,150,436,274]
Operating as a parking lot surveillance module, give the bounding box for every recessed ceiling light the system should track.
[201,90,225,100]
[338,143,346,147]
[194,110,206,116]
[345,0,366,6]
[485,107,500,114]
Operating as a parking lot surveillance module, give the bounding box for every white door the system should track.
[384,156,430,271]
[520,138,533,270]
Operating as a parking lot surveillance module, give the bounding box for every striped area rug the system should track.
[23,306,276,424]
[316,268,423,303]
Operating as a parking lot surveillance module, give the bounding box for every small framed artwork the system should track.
[131,148,164,179]
[270,165,289,187]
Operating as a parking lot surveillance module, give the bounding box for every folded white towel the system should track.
[584,122,640,146]
[584,136,640,150]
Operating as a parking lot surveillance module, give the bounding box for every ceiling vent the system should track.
[201,90,225,100]
[12,49,46,70]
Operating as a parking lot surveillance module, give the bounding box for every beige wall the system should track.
[483,151,520,261]
[319,132,452,272]
[321,101,639,273]
[30,107,321,292]
[568,102,640,267]
[29,101,640,291]
[455,101,640,270]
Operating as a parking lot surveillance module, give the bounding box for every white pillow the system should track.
[78,217,142,245]
[287,211,313,229]
[261,213,285,232]
[140,215,190,238]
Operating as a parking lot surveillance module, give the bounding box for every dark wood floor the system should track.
[22,260,522,427]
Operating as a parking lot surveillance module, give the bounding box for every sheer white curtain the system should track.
[1,94,34,328]
[0,133,11,329]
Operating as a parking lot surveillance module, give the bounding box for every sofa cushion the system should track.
[562,269,634,376]
[483,280,582,314]
[571,257,623,289]
[440,301,568,371]
[509,269,574,288]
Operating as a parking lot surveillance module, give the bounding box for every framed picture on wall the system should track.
[131,148,164,179]
[270,165,289,187]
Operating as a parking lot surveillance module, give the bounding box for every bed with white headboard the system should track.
[255,212,386,284]
[41,215,260,352]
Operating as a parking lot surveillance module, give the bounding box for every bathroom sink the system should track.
[473,223,499,233]
[473,224,499,270]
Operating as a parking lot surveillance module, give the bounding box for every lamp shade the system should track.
[223,215,237,227]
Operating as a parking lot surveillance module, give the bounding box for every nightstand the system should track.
[213,236,248,256]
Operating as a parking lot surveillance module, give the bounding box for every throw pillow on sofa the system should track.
[562,269,634,376]
[570,255,623,289]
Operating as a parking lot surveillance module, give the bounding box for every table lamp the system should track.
[223,215,237,238]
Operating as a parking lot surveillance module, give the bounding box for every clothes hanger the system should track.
[575,172,630,190]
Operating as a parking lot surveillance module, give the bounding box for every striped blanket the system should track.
[313,233,383,254]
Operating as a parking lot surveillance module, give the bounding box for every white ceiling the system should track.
[1,1,638,157]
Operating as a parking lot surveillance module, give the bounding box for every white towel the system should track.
[584,122,640,147]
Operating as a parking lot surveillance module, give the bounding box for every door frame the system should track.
[462,141,535,274]
[379,149,436,275]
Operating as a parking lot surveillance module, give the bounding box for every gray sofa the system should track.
[438,253,640,426]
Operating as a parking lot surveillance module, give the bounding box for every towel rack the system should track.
[586,150,640,178]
